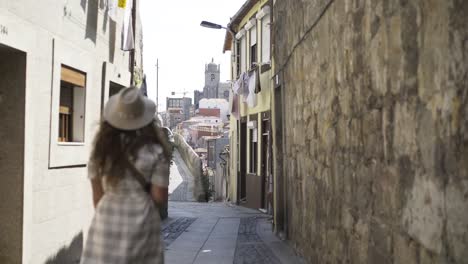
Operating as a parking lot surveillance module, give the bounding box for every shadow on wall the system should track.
[109,20,116,63]
[85,0,99,43]
[44,232,83,264]
[80,0,86,10]
[100,0,109,32]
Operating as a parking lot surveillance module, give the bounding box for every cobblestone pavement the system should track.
[162,217,197,246]
[168,150,195,202]
[163,202,305,264]
[234,217,281,264]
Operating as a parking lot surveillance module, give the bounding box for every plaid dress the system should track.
[81,144,169,264]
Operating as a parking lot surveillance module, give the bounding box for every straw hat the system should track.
[103,87,156,130]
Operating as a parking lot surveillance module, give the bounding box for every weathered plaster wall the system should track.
[0,50,26,264]
[274,0,468,263]
[213,137,229,200]
[228,124,238,202]
[228,0,273,206]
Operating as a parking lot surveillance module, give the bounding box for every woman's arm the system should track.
[150,185,168,209]
[90,178,104,208]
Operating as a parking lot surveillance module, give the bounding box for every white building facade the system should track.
[0,1,144,263]
[199,98,230,121]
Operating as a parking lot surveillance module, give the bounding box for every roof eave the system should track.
[222,0,259,52]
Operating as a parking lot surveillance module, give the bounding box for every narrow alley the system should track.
[1,0,467,263]
[164,150,303,264]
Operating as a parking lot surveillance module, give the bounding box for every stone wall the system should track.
[273,0,468,263]
[174,133,204,201]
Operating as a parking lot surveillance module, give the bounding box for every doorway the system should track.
[261,111,271,212]
[239,118,247,202]
[0,43,27,263]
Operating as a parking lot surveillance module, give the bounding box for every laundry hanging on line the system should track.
[108,0,118,21]
[246,70,257,107]
[254,68,261,94]
[121,0,134,51]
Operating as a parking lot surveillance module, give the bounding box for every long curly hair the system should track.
[90,119,172,187]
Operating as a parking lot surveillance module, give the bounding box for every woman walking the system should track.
[81,87,171,264]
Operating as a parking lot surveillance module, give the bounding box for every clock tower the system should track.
[203,58,220,99]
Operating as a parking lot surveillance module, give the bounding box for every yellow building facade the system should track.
[225,0,273,212]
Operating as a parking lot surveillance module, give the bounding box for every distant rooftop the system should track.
[199,98,229,103]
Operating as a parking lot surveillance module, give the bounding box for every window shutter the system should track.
[61,66,86,87]
[262,14,271,63]
[250,26,257,46]
[240,37,246,73]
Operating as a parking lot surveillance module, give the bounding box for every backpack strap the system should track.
[124,156,151,194]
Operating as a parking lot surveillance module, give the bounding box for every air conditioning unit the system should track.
[247,120,257,129]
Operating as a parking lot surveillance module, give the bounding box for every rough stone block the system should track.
[393,234,418,264]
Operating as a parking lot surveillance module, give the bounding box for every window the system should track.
[235,29,247,76]
[59,65,86,142]
[261,14,271,64]
[250,25,257,69]
[256,6,271,65]
[109,81,124,97]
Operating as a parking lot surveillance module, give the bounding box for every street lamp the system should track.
[200,21,224,30]
[200,20,237,78]
[200,20,235,37]
[200,20,240,205]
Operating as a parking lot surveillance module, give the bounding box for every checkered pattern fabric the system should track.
[81,144,168,264]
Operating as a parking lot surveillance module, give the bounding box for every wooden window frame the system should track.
[59,106,71,142]
[58,65,86,143]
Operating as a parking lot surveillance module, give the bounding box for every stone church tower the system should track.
[203,59,220,99]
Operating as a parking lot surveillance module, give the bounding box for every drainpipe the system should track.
[130,0,137,85]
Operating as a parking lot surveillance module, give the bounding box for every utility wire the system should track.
[274,0,335,76]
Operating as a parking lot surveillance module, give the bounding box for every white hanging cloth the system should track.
[108,0,118,21]
[121,0,134,51]
[246,71,257,107]
[233,76,241,94]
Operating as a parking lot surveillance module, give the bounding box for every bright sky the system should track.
[140,0,246,112]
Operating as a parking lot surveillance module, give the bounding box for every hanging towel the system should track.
[246,70,257,107]
[229,89,239,120]
[240,72,250,103]
[121,0,134,51]
[242,72,250,95]
[140,75,148,96]
[232,94,240,119]
[254,69,261,93]
[108,0,118,21]
[233,76,241,94]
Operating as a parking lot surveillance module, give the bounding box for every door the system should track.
[0,43,26,263]
[261,111,271,211]
[239,118,247,202]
